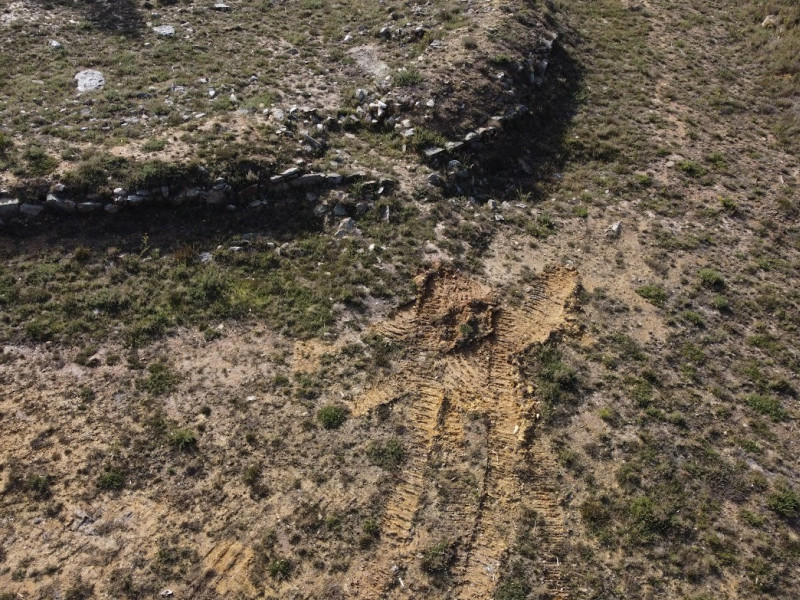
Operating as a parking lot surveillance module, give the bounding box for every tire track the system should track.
[346,266,577,599]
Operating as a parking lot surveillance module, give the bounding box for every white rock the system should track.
[46,194,76,213]
[49,40,62,49]
[334,217,361,238]
[152,25,175,36]
[75,70,105,92]
[606,221,622,238]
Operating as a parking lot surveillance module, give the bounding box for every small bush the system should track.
[97,467,126,491]
[491,54,514,66]
[168,428,197,451]
[767,487,800,520]
[268,557,293,580]
[393,69,422,87]
[62,154,130,193]
[128,159,189,189]
[420,540,455,574]
[527,213,556,238]
[635,284,667,307]
[362,518,380,537]
[720,195,739,215]
[411,127,447,152]
[677,160,708,178]
[698,268,726,289]
[64,582,94,600]
[142,138,167,152]
[136,362,180,395]
[0,131,13,154]
[317,404,349,429]
[746,394,784,420]
[682,310,705,327]
[25,473,52,500]
[494,576,531,600]
[73,245,92,263]
[21,146,58,176]
[366,438,406,470]
[243,464,261,487]
[712,295,730,311]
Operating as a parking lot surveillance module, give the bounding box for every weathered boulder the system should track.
[75,70,105,92]
[153,25,175,36]
[334,217,362,238]
[46,194,76,214]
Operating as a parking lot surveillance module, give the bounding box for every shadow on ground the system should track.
[475,38,584,200]
[33,0,145,35]
[0,204,324,256]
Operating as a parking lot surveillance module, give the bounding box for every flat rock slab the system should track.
[75,70,105,92]
[348,46,391,81]
[153,25,175,36]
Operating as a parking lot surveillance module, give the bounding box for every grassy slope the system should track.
[507,1,800,598]
[0,0,799,598]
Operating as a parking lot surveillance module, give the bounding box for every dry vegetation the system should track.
[2,0,800,599]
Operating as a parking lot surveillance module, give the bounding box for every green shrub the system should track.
[420,540,455,574]
[168,428,197,451]
[366,438,406,470]
[62,154,130,192]
[268,557,293,580]
[64,582,94,600]
[136,362,180,395]
[598,407,616,423]
[97,467,126,491]
[393,69,422,87]
[189,268,228,306]
[767,488,800,519]
[746,394,784,420]
[494,577,531,600]
[712,295,730,311]
[698,268,726,289]
[411,127,447,152]
[677,160,708,178]
[26,473,52,500]
[127,159,190,189]
[21,146,58,176]
[0,131,12,154]
[243,463,261,487]
[491,54,514,66]
[635,284,667,307]
[720,195,739,215]
[362,518,380,537]
[682,310,705,327]
[317,404,349,429]
[142,138,167,152]
[628,495,671,541]
[527,213,556,238]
